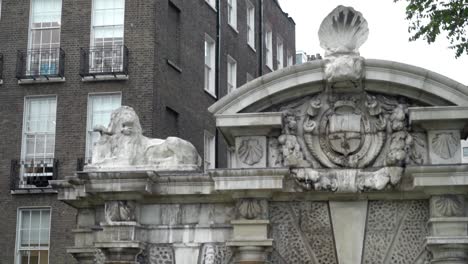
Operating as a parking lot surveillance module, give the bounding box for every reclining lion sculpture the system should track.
[85,106,201,171]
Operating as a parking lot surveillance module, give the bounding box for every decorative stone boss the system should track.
[86,106,201,171]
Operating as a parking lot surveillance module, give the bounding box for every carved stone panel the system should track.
[268,202,338,264]
[235,136,267,168]
[147,245,174,264]
[362,200,430,264]
[428,130,461,164]
[198,244,233,264]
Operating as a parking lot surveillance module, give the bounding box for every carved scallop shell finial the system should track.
[318,6,369,55]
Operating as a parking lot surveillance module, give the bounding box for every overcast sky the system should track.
[278,0,468,85]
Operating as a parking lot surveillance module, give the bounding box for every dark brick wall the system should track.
[0,0,294,263]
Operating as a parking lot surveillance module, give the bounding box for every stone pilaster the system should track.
[427,195,468,264]
[228,199,272,264]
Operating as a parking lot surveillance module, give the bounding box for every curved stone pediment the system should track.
[209,59,468,116]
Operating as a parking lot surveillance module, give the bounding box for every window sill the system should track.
[167,59,182,73]
[248,43,256,53]
[228,23,238,34]
[205,1,217,12]
[11,188,58,195]
[204,89,217,99]
[18,77,65,85]
[81,74,128,82]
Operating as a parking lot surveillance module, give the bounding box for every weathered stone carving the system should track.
[105,201,136,223]
[431,195,465,217]
[304,94,387,169]
[268,138,283,167]
[274,90,426,192]
[319,6,368,87]
[201,244,216,264]
[278,110,308,167]
[236,199,264,220]
[292,167,402,192]
[237,138,263,166]
[199,244,232,264]
[88,106,201,171]
[431,132,458,159]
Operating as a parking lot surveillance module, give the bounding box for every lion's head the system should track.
[107,106,143,136]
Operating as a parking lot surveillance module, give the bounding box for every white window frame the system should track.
[20,96,57,187]
[85,92,122,162]
[227,0,237,30]
[27,0,63,76]
[205,0,216,11]
[227,55,237,93]
[287,50,293,66]
[15,207,51,264]
[90,0,125,73]
[204,34,216,97]
[265,25,273,70]
[227,147,236,168]
[276,36,284,70]
[204,130,216,170]
[246,0,255,49]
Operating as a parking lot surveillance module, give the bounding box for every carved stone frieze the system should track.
[105,201,136,223]
[292,167,402,192]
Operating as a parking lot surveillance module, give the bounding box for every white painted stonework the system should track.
[51,6,468,264]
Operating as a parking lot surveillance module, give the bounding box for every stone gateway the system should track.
[51,6,468,264]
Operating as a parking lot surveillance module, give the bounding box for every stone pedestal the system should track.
[227,220,272,264]
[427,195,468,264]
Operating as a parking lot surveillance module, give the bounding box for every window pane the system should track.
[31,0,62,24]
[30,211,41,229]
[20,229,30,246]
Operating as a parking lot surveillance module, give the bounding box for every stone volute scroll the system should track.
[86,106,202,171]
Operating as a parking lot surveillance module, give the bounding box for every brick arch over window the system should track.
[209,59,468,115]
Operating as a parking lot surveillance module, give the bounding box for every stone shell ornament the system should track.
[237,138,263,165]
[432,132,458,159]
[318,5,369,55]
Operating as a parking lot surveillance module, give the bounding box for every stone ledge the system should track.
[18,77,65,84]
[226,239,273,247]
[211,169,287,191]
[426,236,468,244]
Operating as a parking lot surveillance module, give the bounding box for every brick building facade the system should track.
[0,0,294,263]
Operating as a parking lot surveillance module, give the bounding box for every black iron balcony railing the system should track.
[80,45,129,77]
[16,48,65,79]
[0,53,3,80]
[10,158,59,190]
